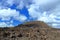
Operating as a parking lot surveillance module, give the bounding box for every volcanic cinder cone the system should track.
[0,21,60,40]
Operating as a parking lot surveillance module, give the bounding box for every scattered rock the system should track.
[0,21,60,40]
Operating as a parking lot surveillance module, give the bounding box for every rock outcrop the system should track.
[0,21,60,40]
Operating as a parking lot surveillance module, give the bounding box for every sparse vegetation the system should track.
[0,21,60,40]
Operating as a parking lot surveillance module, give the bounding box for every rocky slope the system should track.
[0,21,60,40]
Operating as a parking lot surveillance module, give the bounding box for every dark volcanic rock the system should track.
[0,21,60,40]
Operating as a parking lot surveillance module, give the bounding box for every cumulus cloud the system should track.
[28,0,60,17]
[0,0,32,9]
[0,8,27,27]
[32,0,59,5]
[0,0,29,27]
[28,0,60,28]
[0,0,60,28]
[0,22,14,27]
[0,8,18,20]
[0,0,59,10]
[13,14,27,22]
[16,0,25,9]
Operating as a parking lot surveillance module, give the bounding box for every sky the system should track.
[0,0,60,28]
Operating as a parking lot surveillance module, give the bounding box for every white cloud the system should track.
[0,0,33,9]
[28,0,60,17]
[16,0,33,9]
[0,0,60,28]
[13,15,27,22]
[16,0,24,9]
[28,0,60,28]
[0,8,27,27]
[33,0,59,5]
[0,0,59,10]
[49,5,60,22]
[52,23,60,28]
[0,22,8,27]
[6,0,14,6]
[0,22,14,27]
[28,5,41,18]
[0,8,27,21]
[0,0,29,27]
[0,8,19,21]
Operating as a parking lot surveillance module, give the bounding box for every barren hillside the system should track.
[0,21,60,40]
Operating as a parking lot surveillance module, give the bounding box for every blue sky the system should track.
[0,0,60,28]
